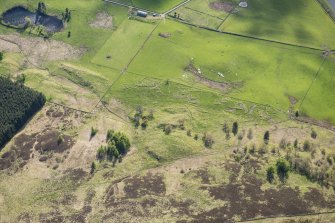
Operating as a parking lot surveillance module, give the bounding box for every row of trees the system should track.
[0,77,46,149]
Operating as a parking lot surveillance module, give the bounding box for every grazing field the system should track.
[1,0,335,222]
[299,55,335,123]
[170,0,335,48]
[92,19,156,70]
[221,0,335,48]
[126,20,333,118]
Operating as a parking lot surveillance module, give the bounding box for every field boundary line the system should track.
[164,0,193,15]
[216,4,239,30]
[46,101,92,114]
[167,16,324,51]
[103,0,158,14]
[298,56,327,111]
[314,0,335,23]
[90,21,161,113]
[183,6,224,21]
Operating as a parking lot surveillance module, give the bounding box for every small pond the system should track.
[2,6,63,32]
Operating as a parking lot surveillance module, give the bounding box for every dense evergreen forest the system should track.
[0,77,45,149]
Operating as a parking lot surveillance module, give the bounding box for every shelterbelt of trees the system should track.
[0,77,45,149]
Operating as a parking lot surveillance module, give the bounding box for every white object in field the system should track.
[218,72,224,78]
[239,2,248,8]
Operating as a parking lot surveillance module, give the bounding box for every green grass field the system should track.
[300,55,335,123]
[91,19,156,70]
[221,0,335,48]
[125,20,332,117]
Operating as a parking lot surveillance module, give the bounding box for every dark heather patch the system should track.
[57,193,77,206]
[39,211,64,223]
[35,130,75,153]
[67,213,86,223]
[248,158,262,170]
[0,158,11,170]
[85,189,96,204]
[66,190,94,223]
[123,173,166,198]
[303,187,328,208]
[16,212,33,223]
[63,168,88,185]
[194,168,211,184]
[0,133,37,170]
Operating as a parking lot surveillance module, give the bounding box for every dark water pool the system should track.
[2,6,63,32]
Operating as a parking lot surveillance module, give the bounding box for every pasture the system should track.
[170,0,335,48]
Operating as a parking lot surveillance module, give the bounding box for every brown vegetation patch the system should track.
[0,133,37,170]
[123,173,166,198]
[303,187,330,208]
[39,211,64,223]
[0,34,84,67]
[105,173,166,206]
[16,212,33,223]
[209,2,236,12]
[35,130,75,154]
[90,12,113,29]
[66,190,94,223]
[197,171,321,222]
[103,197,193,222]
[62,168,88,185]
[194,168,211,184]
